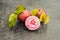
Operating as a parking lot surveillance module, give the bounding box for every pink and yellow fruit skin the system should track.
[36,9,43,18]
[38,9,49,24]
[18,10,31,21]
[39,11,49,24]
[31,8,49,24]
[25,16,40,30]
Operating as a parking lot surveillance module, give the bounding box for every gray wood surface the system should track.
[0,0,60,40]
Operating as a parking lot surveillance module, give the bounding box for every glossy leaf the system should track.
[31,9,38,16]
[8,13,17,28]
[14,6,26,14]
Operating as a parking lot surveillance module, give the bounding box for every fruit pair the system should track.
[18,9,40,30]
[8,6,26,28]
[31,8,49,24]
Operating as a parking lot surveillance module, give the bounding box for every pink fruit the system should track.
[36,9,43,18]
[25,16,40,30]
[19,10,30,21]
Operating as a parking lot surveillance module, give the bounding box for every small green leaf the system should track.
[14,5,26,14]
[31,9,38,16]
[8,13,17,28]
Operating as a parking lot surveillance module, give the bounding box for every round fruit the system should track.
[25,16,40,30]
[18,10,30,21]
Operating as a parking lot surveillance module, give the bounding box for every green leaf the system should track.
[14,5,26,14]
[31,9,38,16]
[8,13,17,28]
